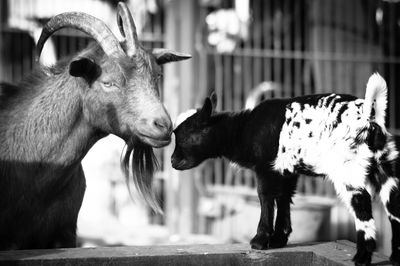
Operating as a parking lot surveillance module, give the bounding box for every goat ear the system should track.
[199,97,213,122]
[69,57,101,84]
[152,48,191,65]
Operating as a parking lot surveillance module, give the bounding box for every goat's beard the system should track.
[121,137,161,213]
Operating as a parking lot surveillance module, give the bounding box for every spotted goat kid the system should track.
[172,73,400,266]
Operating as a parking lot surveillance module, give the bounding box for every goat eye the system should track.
[102,81,119,91]
[103,82,112,87]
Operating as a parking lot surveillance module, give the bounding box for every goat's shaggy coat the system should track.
[172,73,400,266]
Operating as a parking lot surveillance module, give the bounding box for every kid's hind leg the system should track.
[379,177,400,266]
[352,191,376,266]
[335,183,376,266]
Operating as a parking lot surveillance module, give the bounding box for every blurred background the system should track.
[1,0,400,256]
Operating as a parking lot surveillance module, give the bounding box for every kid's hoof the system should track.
[269,233,289,248]
[390,251,400,266]
[352,249,372,266]
[250,234,270,250]
[364,238,376,253]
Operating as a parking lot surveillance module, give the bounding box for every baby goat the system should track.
[172,73,400,266]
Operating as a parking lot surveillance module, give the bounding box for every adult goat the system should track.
[0,2,190,250]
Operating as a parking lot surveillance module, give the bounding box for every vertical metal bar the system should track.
[285,1,296,97]
[297,175,305,194]
[4,32,11,83]
[215,53,223,111]
[283,0,291,97]
[214,53,223,186]
[9,31,14,82]
[274,0,282,97]
[322,0,331,93]
[204,162,212,191]
[18,31,24,80]
[60,35,67,60]
[78,36,85,55]
[242,0,253,101]
[244,169,252,189]
[225,161,234,187]
[253,0,262,97]
[350,0,358,95]
[198,167,208,234]
[224,161,232,188]
[243,55,252,104]
[339,0,347,95]
[366,0,373,59]
[303,0,312,95]
[70,34,77,56]
[28,0,35,71]
[233,54,242,110]
[223,53,233,188]
[22,33,31,78]
[335,0,343,95]
[377,1,385,130]
[263,0,272,97]
[13,31,21,82]
[163,0,198,236]
[224,54,233,111]
[388,5,396,129]
[0,29,3,82]
[155,6,162,37]
[328,0,335,93]
[197,8,208,107]
[293,0,302,96]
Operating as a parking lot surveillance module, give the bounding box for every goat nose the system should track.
[153,118,172,134]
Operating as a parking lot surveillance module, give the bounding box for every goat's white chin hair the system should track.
[174,109,197,129]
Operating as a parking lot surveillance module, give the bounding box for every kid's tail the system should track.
[363,73,388,129]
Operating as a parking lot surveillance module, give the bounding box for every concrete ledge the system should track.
[0,240,391,266]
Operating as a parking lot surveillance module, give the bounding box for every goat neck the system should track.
[208,111,251,164]
[0,70,101,166]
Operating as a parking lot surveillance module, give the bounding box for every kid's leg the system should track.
[379,177,400,265]
[250,177,276,250]
[270,176,297,248]
[337,184,376,266]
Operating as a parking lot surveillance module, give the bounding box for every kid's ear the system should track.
[199,97,213,122]
[209,91,217,111]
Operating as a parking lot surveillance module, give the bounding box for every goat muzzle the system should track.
[136,115,173,148]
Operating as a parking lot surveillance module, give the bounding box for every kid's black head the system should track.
[171,92,218,170]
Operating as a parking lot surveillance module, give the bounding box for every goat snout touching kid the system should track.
[171,73,400,266]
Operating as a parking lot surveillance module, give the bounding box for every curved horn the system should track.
[36,12,125,61]
[117,2,139,57]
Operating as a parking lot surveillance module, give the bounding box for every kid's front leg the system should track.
[270,176,297,248]
[250,177,275,250]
